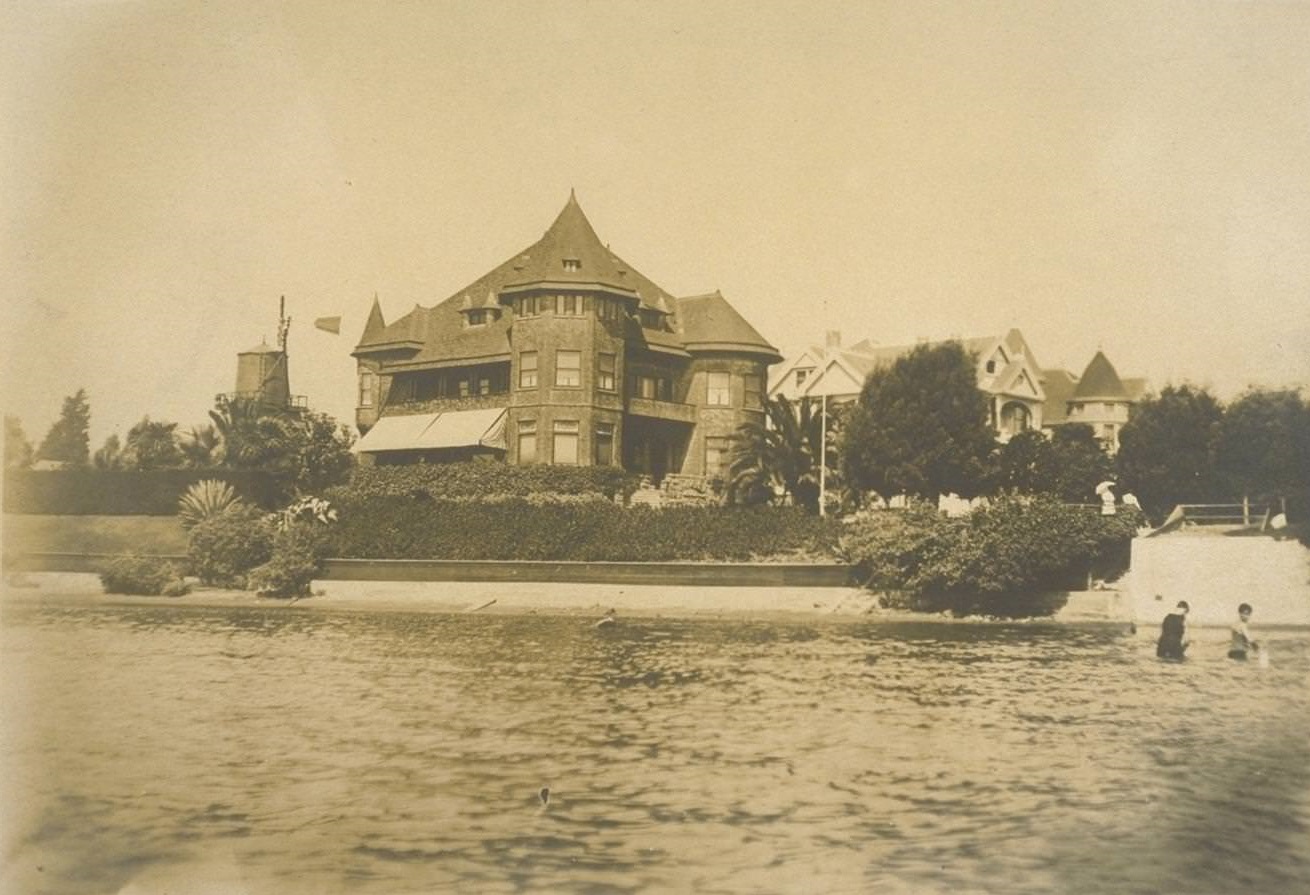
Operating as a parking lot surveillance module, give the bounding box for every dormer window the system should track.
[986,360,996,374]
[466,309,488,327]
[562,258,581,272]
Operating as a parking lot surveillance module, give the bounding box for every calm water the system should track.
[2,599,1308,895]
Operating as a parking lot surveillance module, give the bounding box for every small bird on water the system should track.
[539,787,550,807]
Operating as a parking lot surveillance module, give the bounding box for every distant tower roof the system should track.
[361,295,386,342]
[1073,351,1129,400]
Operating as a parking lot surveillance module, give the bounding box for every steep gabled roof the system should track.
[1073,350,1129,400]
[1040,368,1078,424]
[677,291,782,362]
[354,194,775,368]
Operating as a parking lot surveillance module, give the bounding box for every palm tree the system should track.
[725,395,835,513]
[180,424,224,468]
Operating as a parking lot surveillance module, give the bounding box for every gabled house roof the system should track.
[1039,368,1079,424]
[790,328,1045,403]
[354,194,777,366]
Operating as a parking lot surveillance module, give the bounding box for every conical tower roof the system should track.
[1073,350,1129,400]
[360,295,386,342]
[501,191,637,296]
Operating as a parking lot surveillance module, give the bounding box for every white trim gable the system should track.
[767,347,823,396]
[800,355,865,400]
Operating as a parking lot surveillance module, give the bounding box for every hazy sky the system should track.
[4,0,1309,448]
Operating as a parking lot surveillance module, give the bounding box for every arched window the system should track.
[1000,402,1031,435]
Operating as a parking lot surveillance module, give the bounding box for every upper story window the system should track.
[795,369,810,388]
[562,258,581,272]
[634,374,672,402]
[597,353,616,391]
[465,309,489,327]
[358,371,374,407]
[985,359,996,374]
[516,296,540,317]
[597,298,623,322]
[707,372,731,406]
[457,377,471,398]
[519,351,538,388]
[556,350,581,387]
[555,294,583,316]
[744,373,762,409]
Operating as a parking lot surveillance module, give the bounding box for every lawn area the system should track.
[3,515,188,556]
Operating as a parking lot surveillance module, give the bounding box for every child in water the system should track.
[1156,600,1190,660]
[1228,603,1259,660]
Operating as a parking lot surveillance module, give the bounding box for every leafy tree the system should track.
[1116,384,1225,516]
[840,342,994,500]
[725,395,836,512]
[993,424,1113,503]
[36,389,91,467]
[4,415,34,469]
[1214,388,1310,503]
[123,417,184,470]
[93,434,127,470]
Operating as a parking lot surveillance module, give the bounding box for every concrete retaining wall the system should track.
[1125,533,1310,627]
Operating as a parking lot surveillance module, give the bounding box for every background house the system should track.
[351,193,780,483]
[768,328,1047,441]
[1040,351,1147,453]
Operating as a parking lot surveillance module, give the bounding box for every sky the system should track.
[4,0,1309,449]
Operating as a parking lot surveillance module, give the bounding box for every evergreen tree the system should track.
[840,342,994,500]
[36,389,91,467]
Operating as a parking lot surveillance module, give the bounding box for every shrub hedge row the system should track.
[839,495,1142,617]
[4,469,288,515]
[326,495,843,562]
[335,464,642,502]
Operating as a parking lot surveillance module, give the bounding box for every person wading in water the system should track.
[1156,600,1190,660]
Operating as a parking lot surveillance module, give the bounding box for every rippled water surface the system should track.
[3,599,1308,894]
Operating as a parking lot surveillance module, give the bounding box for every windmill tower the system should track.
[226,297,305,411]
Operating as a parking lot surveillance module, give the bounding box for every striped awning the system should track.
[353,408,507,453]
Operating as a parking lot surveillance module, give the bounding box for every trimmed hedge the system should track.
[4,469,288,515]
[334,464,641,502]
[326,495,842,562]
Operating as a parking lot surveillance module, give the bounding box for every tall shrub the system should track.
[187,503,275,587]
[839,495,1141,617]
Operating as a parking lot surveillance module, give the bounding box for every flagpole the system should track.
[819,393,827,517]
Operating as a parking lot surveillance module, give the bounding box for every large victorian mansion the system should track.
[352,194,779,483]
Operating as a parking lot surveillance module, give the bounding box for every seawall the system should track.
[1125,531,1310,627]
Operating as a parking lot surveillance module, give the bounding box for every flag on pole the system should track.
[314,316,342,334]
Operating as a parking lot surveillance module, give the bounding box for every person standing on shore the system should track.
[1156,600,1190,660]
[1228,603,1259,660]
